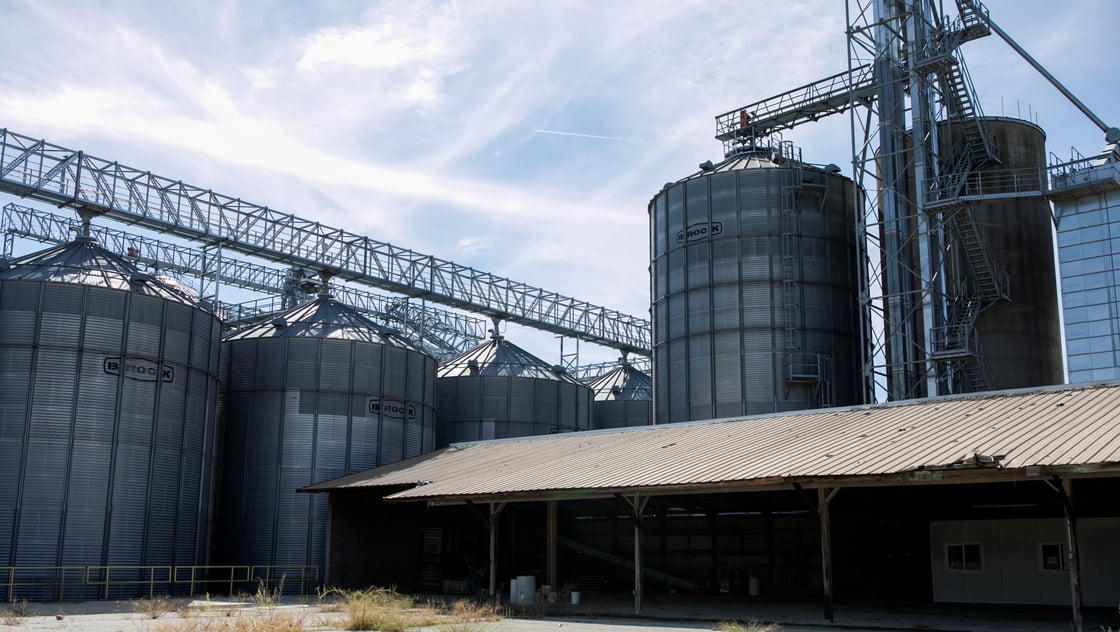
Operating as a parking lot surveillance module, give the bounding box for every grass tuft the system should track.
[2,598,38,625]
[716,620,782,632]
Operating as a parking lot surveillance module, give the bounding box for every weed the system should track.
[155,609,308,631]
[317,586,498,632]
[2,598,38,625]
[133,595,175,620]
[716,620,782,632]
[439,624,487,632]
[252,575,285,609]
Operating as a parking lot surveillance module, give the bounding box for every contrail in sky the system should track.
[533,128,633,142]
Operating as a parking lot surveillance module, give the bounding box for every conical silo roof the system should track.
[0,236,199,304]
[437,334,581,383]
[223,294,422,350]
[587,361,652,401]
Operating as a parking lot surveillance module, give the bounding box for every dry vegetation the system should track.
[2,598,38,625]
[145,586,501,632]
[716,621,782,632]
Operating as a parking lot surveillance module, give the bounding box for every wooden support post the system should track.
[616,493,649,614]
[632,494,647,614]
[547,501,557,592]
[1061,479,1084,632]
[817,487,839,622]
[488,502,505,598]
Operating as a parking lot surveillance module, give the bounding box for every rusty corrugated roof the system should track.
[301,382,1120,501]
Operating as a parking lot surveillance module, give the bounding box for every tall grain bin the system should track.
[587,358,652,429]
[650,144,861,423]
[435,333,591,446]
[0,236,220,599]
[946,117,1063,389]
[218,292,436,580]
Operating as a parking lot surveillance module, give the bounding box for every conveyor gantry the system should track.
[714,65,877,155]
[0,202,487,359]
[0,128,651,356]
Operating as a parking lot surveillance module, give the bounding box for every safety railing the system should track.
[86,566,173,600]
[1,566,87,603]
[1,565,319,602]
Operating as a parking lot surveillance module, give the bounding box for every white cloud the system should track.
[2,0,1117,362]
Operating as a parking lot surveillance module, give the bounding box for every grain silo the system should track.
[435,332,591,446]
[586,358,652,429]
[0,235,220,599]
[217,291,436,581]
[940,117,1064,389]
[649,143,862,423]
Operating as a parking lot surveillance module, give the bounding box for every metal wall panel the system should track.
[435,353,593,444]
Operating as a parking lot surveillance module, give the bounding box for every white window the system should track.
[946,543,983,572]
[1038,542,1068,573]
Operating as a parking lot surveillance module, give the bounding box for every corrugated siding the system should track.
[305,383,1120,501]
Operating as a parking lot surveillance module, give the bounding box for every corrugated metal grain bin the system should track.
[217,293,436,582]
[650,146,862,423]
[0,237,220,599]
[435,333,591,446]
[586,359,652,429]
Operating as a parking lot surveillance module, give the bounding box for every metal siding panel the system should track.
[405,418,423,457]
[481,377,507,421]
[687,335,712,420]
[668,293,686,338]
[534,380,558,425]
[686,242,710,289]
[254,338,286,390]
[320,339,353,392]
[286,338,321,388]
[406,351,425,402]
[382,346,406,398]
[126,294,164,356]
[380,418,404,465]
[687,287,711,335]
[509,378,534,422]
[162,302,193,364]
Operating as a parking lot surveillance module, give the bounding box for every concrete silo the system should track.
[0,236,220,599]
[649,144,862,423]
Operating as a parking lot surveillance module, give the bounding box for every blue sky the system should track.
[2,0,1117,365]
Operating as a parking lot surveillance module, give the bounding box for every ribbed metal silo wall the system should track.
[650,161,861,424]
[435,376,592,446]
[958,118,1064,388]
[0,280,219,600]
[592,400,651,429]
[218,336,436,579]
